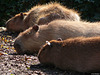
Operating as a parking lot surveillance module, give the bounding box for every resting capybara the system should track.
[14,20,100,54]
[38,37,100,72]
[6,2,80,32]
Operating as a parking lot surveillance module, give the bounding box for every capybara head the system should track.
[38,40,60,64]
[6,13,28,32]
[14,25,41,54]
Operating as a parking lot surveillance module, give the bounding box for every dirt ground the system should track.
[0,27,100,75]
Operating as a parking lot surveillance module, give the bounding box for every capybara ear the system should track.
[57,38,62,41]
[32,25,39,32]
[20,13,24,19]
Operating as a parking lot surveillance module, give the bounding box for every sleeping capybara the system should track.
[6,2,80,32]
[38,37,100,72]
[14,20,100,54]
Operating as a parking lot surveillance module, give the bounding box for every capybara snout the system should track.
[14,39,32,54]
[14,39,23,54]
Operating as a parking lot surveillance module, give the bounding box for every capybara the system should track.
[6,2,80,32]
[14,20,100,54]
[38,37,100,72]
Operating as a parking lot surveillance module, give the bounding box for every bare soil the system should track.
[0,27,100,75]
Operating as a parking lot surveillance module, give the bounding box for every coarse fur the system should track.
[14,20,100,54]
[38,36,100,72]
[6,2,80,32]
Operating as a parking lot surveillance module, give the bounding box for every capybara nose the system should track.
[14,42,22,54]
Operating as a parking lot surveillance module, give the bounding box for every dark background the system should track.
[0,0,100,26]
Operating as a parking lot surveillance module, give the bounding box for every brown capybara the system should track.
[14,20,100,54]
[6,2,80,32]
[38,36,100,72]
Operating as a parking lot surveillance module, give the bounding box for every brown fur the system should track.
[14,20,100,54]
[38,36,100,72]
[6,2,80,32]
